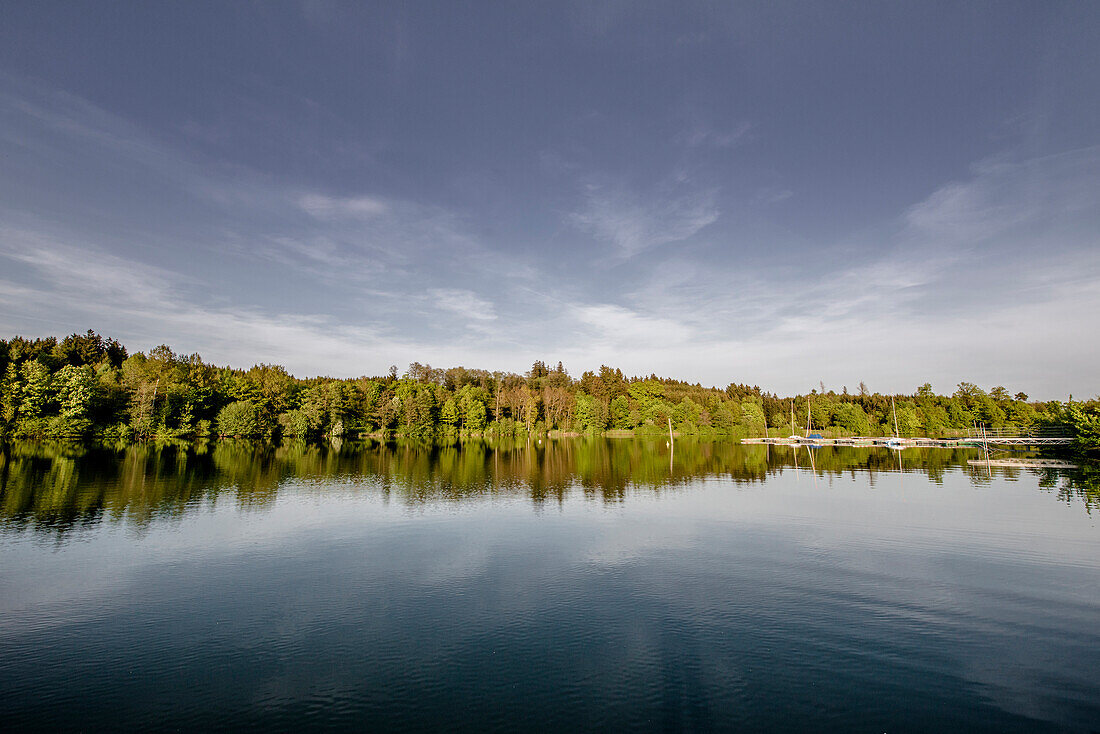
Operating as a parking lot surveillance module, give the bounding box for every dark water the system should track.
[1,439,1098,732]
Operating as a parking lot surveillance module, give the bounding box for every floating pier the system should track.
[741,436,969,448]
[742,427,1073,450]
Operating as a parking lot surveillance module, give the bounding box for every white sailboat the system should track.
[884,396,906,449]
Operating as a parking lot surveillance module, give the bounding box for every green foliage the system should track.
[523,388,541,430]
[573,392,600,432]
[893,405,922,436]
[833,403,872,435]
[441,398,458,428]
[740,399,766,434]
[1073,416,1100,455]
[279,409,312,438]
[1,363,23,425]
[1061,404,1100,455]
[217,401,260,437]
[41,364,98,436]
[0,331,1083,445]
[465,399,486,431]
[452,384,488,431]
[55,365,97,419]
[610,395,631,429]
[15,360,53,436]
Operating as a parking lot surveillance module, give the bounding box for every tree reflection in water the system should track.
[1,438,1096,537]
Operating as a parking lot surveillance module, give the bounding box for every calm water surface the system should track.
[1,439,1098,732]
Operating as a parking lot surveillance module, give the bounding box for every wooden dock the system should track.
[741,436,971,448]
[742,428,1073,450]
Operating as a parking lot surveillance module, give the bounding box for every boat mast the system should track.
[892,396,900,438]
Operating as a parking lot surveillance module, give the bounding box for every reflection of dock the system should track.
[966,458,1079,469]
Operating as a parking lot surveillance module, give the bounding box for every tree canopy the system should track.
[1,331,1095,449]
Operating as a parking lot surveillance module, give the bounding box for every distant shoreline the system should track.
[2,332,1096,457]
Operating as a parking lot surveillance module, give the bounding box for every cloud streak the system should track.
[675,120,753,149]
[568,180,719,256]
[430,288,497,322]
[905,148,1100,245]
[298,193,390,219]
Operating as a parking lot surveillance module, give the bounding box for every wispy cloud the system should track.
[0,229,178,307]
[905,147,1100,244]
[573,145,1100,396]
[1,76,527,294]
[753,186,793,206]
[675,120,752,149]
[0,83,167,166]
[568,180,718,256]
[430,288,497,322]
[0,226,541,377]
[0,78,552,374]
[573,303,692,347]
[298,193,390,219]
[546,243,1099,396]
[0,230,401,370]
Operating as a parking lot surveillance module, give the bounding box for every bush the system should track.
[99,422,133,442]
[216,401,260,437]
[278,409,310,438]
[45,416,93,437]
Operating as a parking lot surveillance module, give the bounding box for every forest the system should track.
[1,331,1097,454]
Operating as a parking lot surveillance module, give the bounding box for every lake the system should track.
[1,438,1098,732]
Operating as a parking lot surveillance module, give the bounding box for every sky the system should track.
[0,1,1097,399]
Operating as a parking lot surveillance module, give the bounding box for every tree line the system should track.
[1,331,1097,453]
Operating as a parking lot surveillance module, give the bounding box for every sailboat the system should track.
[800,395,823,448]
[884,396,906,449]
[806,396,824,445]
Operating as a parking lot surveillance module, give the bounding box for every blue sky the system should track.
[1,1,1097,398]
